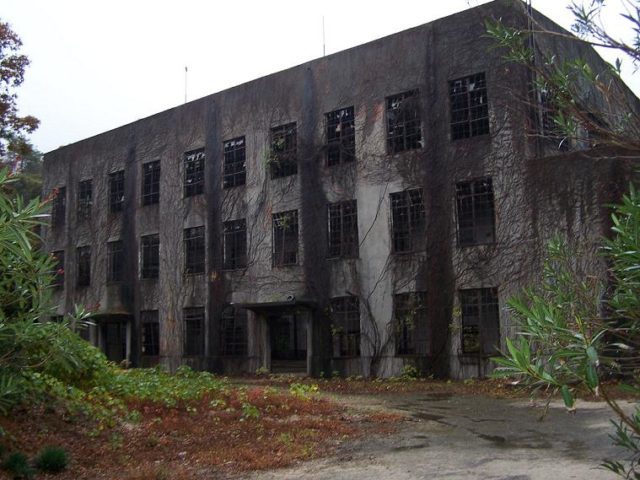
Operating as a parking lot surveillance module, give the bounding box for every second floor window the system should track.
[184,148,205,197]
[326,106,355,166]
[269,123,297,178]
[109,170,125,213]
[390,189,426,253]
[184,226,205,274]
[387,90,422,154]
[450,72,489,140]
[76,245,91,287]
[273,210,298,266]
[142,160,160,205]
[328,200,359,258]
[223,137,246,188]
[141,234,160,279]
[51,186,66,228]
[223,219,247,270]
[456,178,495,247]
[77,179,92,221]
[106,240,124,283]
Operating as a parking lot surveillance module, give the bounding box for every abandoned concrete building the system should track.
[42,0,636,378]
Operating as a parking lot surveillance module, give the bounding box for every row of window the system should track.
[50,178,496,288]
[139,307,248,357]
[136,287,499,360]
[49,73,490,228]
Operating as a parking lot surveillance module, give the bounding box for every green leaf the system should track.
[560,385,575,409]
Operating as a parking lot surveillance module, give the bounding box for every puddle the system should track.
[392,442,429,451]
[477,433,552,450]
[411,412,447,422]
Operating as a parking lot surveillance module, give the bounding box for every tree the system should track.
[0,19,39,164]
[487,2,640,477]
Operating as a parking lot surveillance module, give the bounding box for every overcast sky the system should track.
[3,0,638,154]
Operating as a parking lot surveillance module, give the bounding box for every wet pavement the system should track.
[248,392,632,479]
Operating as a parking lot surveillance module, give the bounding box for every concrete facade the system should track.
[42,0,634,378]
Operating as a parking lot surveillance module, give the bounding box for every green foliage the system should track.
[2,451,33,479]
[400,364,420,380]
[34,446,68,473]
[289,383,319,400]
[494,185,640,476]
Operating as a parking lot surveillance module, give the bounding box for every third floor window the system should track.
[387,90,422,154]
[77,179,92,221]
[109,170,124,213]
[142,160,160,205]
[223,137,246,188]
[326,106,355,166]
[269,123,297,179]
[450,72,489,140]
[184,148,205,197]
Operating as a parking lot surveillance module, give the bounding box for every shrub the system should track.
[2,451,33,479]
[35,446,68,473]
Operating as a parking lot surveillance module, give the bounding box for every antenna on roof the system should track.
[322,16,326,56]
[184,66,188,104]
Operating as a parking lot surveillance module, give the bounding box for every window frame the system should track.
[386,90,422,154]
[142,160,161,206]
[184,148,205,197]
[459,288,500,356]
[223,219,247,270]
[106,240,124,284]
[272,210,299,267]
[76,245,91,287]
[184,226,205,275]
[455,177,496,247]
[390,188,426,254]
[449,72,490,141]
[327,200,359,259]
[183,307,205,357]
[77,179,93,221]
[393,292,426,356]
[330,296,361,357]
[51,186,66,228]
[223,136,246,188]
[326,106,355,166]
[140,233,160,279]
[221,306,248,356]
[269,123,297,179]
[108,170,125,213]
[141,310,160,356]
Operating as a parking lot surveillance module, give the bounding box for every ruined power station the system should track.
[42,0,635,378]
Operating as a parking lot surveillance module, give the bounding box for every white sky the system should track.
[3,0,639,154]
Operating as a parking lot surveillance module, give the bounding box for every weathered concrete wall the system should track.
[42,0,633,378]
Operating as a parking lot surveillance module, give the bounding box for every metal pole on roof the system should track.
[184,66,188,104]
[322,16,326,57]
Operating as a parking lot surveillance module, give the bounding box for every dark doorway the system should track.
[102,320,127,362]
[270,313,307,374]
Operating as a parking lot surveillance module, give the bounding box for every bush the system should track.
[35,446,68,473]
[2,451,33,479]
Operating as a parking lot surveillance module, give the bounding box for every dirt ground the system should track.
[245,391,633,480]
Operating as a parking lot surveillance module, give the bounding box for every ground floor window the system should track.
[459,288,500,355]
[184,307,205,356]
[393,292,426,355]
[221,306,247,356]
[330,296,360,357]
[141,310,159,356]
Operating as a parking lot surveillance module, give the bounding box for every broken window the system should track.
[330,296,360,357]
[386,90,422,154]
[449,72,490,140]
[393,292,426,355]
[328,200,359,258]
[184,148,205,197]
[539,87,570,151]
[51,250,64,289]
[272,210,298,266]
[77,179,92,221]
[223,136,246,188]
[106,240,124,283]
[141,234,159,279]
[141,310,160,356]
[223,219,247,270]
[184,226,205,274]
[326,106,355,166]
[76,245,91,287]
[184,307,205,356]
[51,186,66,228]
[459,288,500,355]
[456,178,495,247]
[269,123,297,178]
[142,160,160,205]
[390,189,426,253]
[108,170,125,213]
[221,306,248,356]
